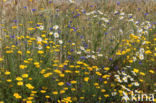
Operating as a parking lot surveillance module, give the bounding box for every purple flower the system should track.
[80,56,86,60]
[144,13,149,16]
[109,58,113,61]
[114,66,118,70]
[70,49,74,52]
[72,27,76,31]
[49,27,53,30]
[58,30,61,34]
[68,40,71,42]
[99,78,103,81]
[117,1,120,5]
[77,13,80,16]
[66,82,71,86]
[80,35,84,39]
[13,20,17,23]
[36,24,40,27]
[10,35,15,38]
[32,9,36,11]
[68,25,71,28]
[105,32,108,35]
[82,10,86,14]
[68,55,72,59]
[24,6,27,9]
[138,8,141,11]
[49,1,52,3]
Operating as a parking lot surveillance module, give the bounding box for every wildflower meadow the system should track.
[0,0,156,103]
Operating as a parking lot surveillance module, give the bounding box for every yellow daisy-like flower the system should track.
[84,77,89,82]
[17,82,23,86]
[16,77,23,81]
[52,91,58,95]
[40,90,46,93]
[5,71,10,75]
[22,74,29,78]
[58,82,64,86]
[104,67,110,71]
[13,93,22,99]
[26,83,34,89]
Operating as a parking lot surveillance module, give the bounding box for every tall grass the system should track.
[0,0,156,103]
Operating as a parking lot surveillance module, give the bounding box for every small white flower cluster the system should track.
[114,67,142,102]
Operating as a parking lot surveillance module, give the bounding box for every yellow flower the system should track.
[26,101,32,103]
[27,96,34,100]
[5,71,10,75]
[59,73,65,77]
[27,28,35,31]
[13,93,22,99]
[19,65,27,69]
[45,95,50,98]
[26,83,34,89]
[104,67,110,71]
[104,94,109,98]
[70,80,77,84]
[133,68,139,73]
[140,72,145,76]
[52,91,58,95]
[18,51,22,55]
[94,83,99,86]
[6,50,13,54]
[80,97,84,99]
[96,72,102,76]
[31,91,37,94]
[16,77,23,81]
[22,74,29,78]
[26,51,31,54]
[60,90,65,94]
[38,50,44,54]
[43,73,53,78]
[0,58,3,62]
[145,50,152,54]
[84,77,89,82]
[58,82,64,86]
[75,70,80,73]
[104,81,108,84]
[64,87,68,90]
[101,89,106,92]
[71,88,76,91]
[6,79,12,82]
[17,82,23,86]
[149,70,155,74]
[116,51,121,55]
[40,90,46,93]
[12,26,17,29]
[29,77,32,80]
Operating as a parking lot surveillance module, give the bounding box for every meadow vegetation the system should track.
[0,0,156,102]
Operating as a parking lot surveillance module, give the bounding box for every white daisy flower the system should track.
[53,25,59,30]
[37,36,42,42]
[69,0,75,3]
[54,32,59,38]
[77,51,81,54]
[80,46,85,51]
[58,40,63,44]
[139,53,144,60]
[38,45,43,50]
[39,25,44,30]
